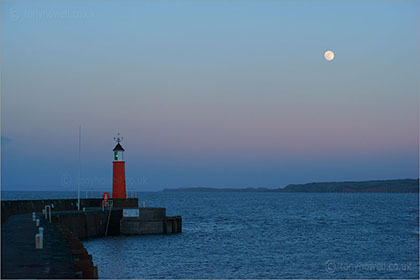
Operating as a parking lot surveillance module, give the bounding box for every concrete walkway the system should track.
[1,213,76,279]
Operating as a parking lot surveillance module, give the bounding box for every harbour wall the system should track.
[1,198,181,239]
[1,198,137,279]
[1,198,138,223]
[1,198,181,278]
[52,208,182,239]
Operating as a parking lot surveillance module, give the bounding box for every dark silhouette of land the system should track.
[163,179,419,193]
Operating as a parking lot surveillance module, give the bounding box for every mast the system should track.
[78,125,81,210]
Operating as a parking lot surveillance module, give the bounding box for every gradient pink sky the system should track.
[1,1,418,190]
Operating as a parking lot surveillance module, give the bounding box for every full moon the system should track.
[324,50,335,61]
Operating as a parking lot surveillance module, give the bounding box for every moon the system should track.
[324,50,335,61]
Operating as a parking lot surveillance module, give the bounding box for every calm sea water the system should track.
[2,191,419,278]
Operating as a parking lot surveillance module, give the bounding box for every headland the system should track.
[163,178,419,193]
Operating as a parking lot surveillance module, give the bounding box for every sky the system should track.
[1,1,419,191]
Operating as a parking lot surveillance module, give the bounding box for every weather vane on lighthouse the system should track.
[112,133,126,199]
[114,133,123,143]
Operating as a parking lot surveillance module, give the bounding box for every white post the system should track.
[32,212,36,221]
[39,227,44,247]
[35,233,43,249]
[78,125,81,211]
[36,219,40,226]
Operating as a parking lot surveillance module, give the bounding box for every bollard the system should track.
[142,202,146,208]
[35,233,43,249]
[32,212,36,221]
[83,207,86,212]
[39,227,44,235]
[36,219,40,226]
[42,209,45,216]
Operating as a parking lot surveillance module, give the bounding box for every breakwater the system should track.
[1,198,182,278]
[1,198,137,223]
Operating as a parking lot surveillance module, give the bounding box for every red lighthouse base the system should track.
[112,161,126,199]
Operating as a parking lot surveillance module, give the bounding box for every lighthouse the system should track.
[112,133,126,199]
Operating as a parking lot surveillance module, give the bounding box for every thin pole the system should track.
[77,125,81,211]
[105,201,113,236]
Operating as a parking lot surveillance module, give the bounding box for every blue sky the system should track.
[1,1,419,191]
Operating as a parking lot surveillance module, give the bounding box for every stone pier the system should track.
[1,198,182,278]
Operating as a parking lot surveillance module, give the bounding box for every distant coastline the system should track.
[163,179,419,193]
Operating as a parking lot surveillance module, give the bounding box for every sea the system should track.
[2,191,419,279]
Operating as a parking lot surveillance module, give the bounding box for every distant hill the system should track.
[163,179,419,193]
[162,187,271,192]
[280,179,419,193]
